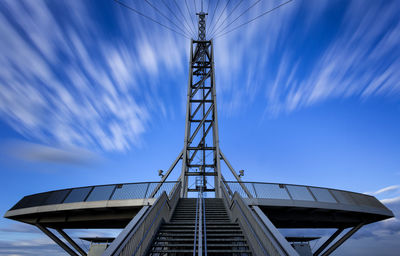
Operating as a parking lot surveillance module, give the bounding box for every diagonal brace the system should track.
[188,122,213,164]
[150,150,183,198]
[36,224,79,256]
[219,150,253,198]
[188,103,214,144]
[313,228,344,256]
[56,229,87,256]
[321,223,363,256]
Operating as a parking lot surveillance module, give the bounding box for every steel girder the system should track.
[180,38,221,197]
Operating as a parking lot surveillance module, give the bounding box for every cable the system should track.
[193,0,197,14]
[113,0,190,39]
[185,0,197,37]
[208,0,231,37]
[212,0,262,38]
[214,0,294,39]
[144,0,192,38]
[207,0,220,33]
[209,0,244,38]
[173,0,196,37]
[161,0,194,37]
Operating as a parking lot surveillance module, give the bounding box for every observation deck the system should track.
[4,181,393,229]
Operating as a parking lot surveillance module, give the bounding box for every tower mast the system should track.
[180,10,222,197]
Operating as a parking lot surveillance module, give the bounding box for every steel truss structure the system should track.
[181,14,222,197]
[4,4,394,256]
[153,11,251,199]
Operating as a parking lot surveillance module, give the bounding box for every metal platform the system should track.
[4,181,177,229]
[4,181,393,230]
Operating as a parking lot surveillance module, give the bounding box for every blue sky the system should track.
[0,0,399,255]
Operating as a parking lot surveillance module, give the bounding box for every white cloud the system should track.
[370,185,400,196]
[211,0,400,115]
[0,1,187,152]
[1,0,399,153]
[3,140,99,165]
[381,196,400,205]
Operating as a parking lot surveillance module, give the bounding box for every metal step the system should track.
[147,198,252,255]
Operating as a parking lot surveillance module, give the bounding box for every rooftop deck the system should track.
[4,181,393,229]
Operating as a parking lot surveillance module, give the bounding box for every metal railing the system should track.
[223,181,387,210]
[202,193,207,256]
[104,181,181,256]
[193,190,199,256]
[220,181,298,256]
[193,179,207,256]
[10,181,178,211]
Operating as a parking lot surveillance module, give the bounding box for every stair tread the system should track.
[150,249,251,253]
[147,198,252,255]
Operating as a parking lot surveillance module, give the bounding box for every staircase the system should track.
[147,198,252,255]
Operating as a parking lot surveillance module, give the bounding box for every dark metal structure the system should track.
[3,3,395,256]
[181,11,222,197]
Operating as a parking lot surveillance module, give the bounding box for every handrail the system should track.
[202,192,207,256]
[220,181,298,256]
[10,181,178,211]
[235,198,268,255]
[11,180,388,213]
[131,199,168,256]
[223,181,388,211]
[193,191,199,256]
[103,181,181,256]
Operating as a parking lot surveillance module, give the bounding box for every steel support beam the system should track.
[321,223,363,256]
[189,123,213,163]
[36,224,79,256]
[220,150,253,198]
[150,150,183,198]
[56,229,87,256]
[210,40,222,198]
[181,39,194,197]
[313,228,344,256]
[188,103,213,143]
[185,172,217,176]
[252,206,299,255]
[180,35,221,197]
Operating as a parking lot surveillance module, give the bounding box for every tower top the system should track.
[196,12,207,40]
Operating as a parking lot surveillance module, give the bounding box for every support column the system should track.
[220,151,253,198]
[36,224,79,256]
[321,224,363,256]
[180,12,222,197]
[313,228,344,256]
[56,229,86,256]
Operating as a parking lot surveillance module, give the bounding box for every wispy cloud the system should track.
[0,1,187,152]
[0,0,399,151]
[213,0,400,115]
[381,196,400,205]
[368,185,400,196]
[3,140,99,165]
[0,238,65,256]
[0,223,40,234]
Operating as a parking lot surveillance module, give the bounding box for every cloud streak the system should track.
[369,185,400,196]
[212,0,400,115]
[1,0,399,152]
[0,0,187,152]
[3,140,99,165]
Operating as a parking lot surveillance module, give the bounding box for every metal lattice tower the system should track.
[180,10,222,197]
[5,3,395,256]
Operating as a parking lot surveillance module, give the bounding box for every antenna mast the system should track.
[180,9,222,197]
